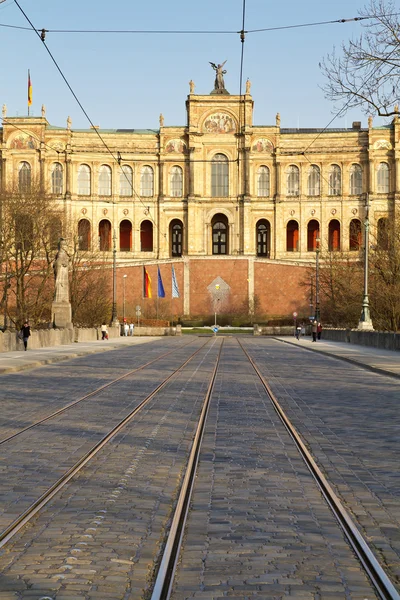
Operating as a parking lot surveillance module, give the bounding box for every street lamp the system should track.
[214,284,220,329]
[110,229,119,327]
[314,236,320,322]
[123,274,127,324]
[358,193,374,330]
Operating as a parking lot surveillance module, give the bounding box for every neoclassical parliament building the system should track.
[0,79,398,318]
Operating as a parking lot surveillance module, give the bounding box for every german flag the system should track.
[143,267,152,298]
[28,70,32,107]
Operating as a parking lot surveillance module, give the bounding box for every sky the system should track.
[0,0,386,131]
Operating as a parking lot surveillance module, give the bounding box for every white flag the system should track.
[171,265,180,298]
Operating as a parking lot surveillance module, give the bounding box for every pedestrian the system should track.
[129,322,134,336]
[20,321,31,351]
[295,324,301,340]
[124,322,129,336]
[317,322,322,340]
[311,319,318,342]
[101,323,108,340]
[301,324,306,337]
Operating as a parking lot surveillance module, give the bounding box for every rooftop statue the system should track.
[210,61,228,94]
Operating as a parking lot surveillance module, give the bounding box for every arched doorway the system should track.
[307,220,320,251]
[329,220,341,251]
[377,218,388,250]
[212,214,228,255]
[349,219,362,251]
[256,219,270,257]
[119,220,132,251]
[170,219,183,257]
[140,220,153,252]
[99,219,111,251]
[286,220,299,252]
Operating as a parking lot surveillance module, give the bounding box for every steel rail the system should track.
[238,339,400,600]
[151,339,224,600]
[0,339,196,446]
[0,338,215,549]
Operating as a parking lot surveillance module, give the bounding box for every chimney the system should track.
[352,121,361,130]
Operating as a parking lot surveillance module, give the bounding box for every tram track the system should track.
[0,337,215,549]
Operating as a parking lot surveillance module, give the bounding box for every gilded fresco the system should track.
[252,138,274,153]
[10,133,37,149]
[165,139,186,153]
[203,113,236,134]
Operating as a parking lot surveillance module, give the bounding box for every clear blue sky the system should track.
[0,0,382,130]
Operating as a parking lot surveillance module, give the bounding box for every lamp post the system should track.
[123,274,127,324]
[314,236,320,323]
[358,193,374,330]
[214,284,220,329]
[110,229,119,327]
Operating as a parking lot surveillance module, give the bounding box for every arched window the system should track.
[98,165,112,196]
[212,215,228,254]
[77,164,91,196]
[119,165,132,197]
[349,164,362,195]
[141,219,153,251]
[48,217,63,250]
[18,161,31,194]
[328,165,341,195]
[119,220,132,251]
[211,154,229,197]
[170,219,183,257]
[15,214,33,251]
[377,217,389,249]
[377,162,389,193]
[307,165,320,196]
[78,219,91,251]
[286,220,299,251]
[286,165,299,196]
[99,219,111,251]
[257,166,270,197]
[256,219,270,257]
[329,219,341,251]
[349,219,362,250]
[170,166,183,197]
[307,220,320,251]
[51,163,63,195]
[140,166,154,197]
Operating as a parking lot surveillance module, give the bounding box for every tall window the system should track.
[18,161,31,193]
[212,216,228,254]
[307,165,320,196]
[141,220,153,251]
[78,219,91,250]
[328,164,341,195]
[119,165,133,197]
[329,220,341,251]
[51,163,63,195]
[286,165,299,196]
[140,166,154,197]
[349,164,362,195]
[349,219,362,250]
[77,164,91,196]
[377,218,388,249]
[256,220,270,257]
[307,220,320,251]
[170,219,183,256]
[286,220,299,251]
[99,220,111,251]
[257,166,270,197]
[211,154,229,197]
[98,165,111,196]
[119,220,132,251]
[170,166,183,197]
[377,162,389,193]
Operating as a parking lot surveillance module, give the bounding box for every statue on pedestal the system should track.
[52,238,72,328]
[189,80,195,94]
[210,61,229,94]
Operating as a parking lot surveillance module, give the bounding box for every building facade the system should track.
[0,85,398,320]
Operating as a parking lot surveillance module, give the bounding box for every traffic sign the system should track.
[293,311,298,317]
[213,326,219,333]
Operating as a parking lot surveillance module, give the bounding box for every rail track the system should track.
[0,336,398,599]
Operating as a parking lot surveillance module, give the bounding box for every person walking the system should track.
[317,322,322,340]
[20,321,31,351]
[123,322,129,336]
[101,323,108,340]
[311,320,318,342]
[295,324,301,340]
[129,322,134,336]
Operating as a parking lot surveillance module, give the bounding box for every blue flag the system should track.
[158,267,165,298]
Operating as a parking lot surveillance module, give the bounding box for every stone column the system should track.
[189,147,195,196]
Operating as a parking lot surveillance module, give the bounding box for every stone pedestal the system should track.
[52,301,73,329]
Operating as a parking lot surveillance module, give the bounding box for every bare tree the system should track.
[321,0,400,117]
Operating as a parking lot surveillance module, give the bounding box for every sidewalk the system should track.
[0,336,158,375]
[276,336,400,379]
